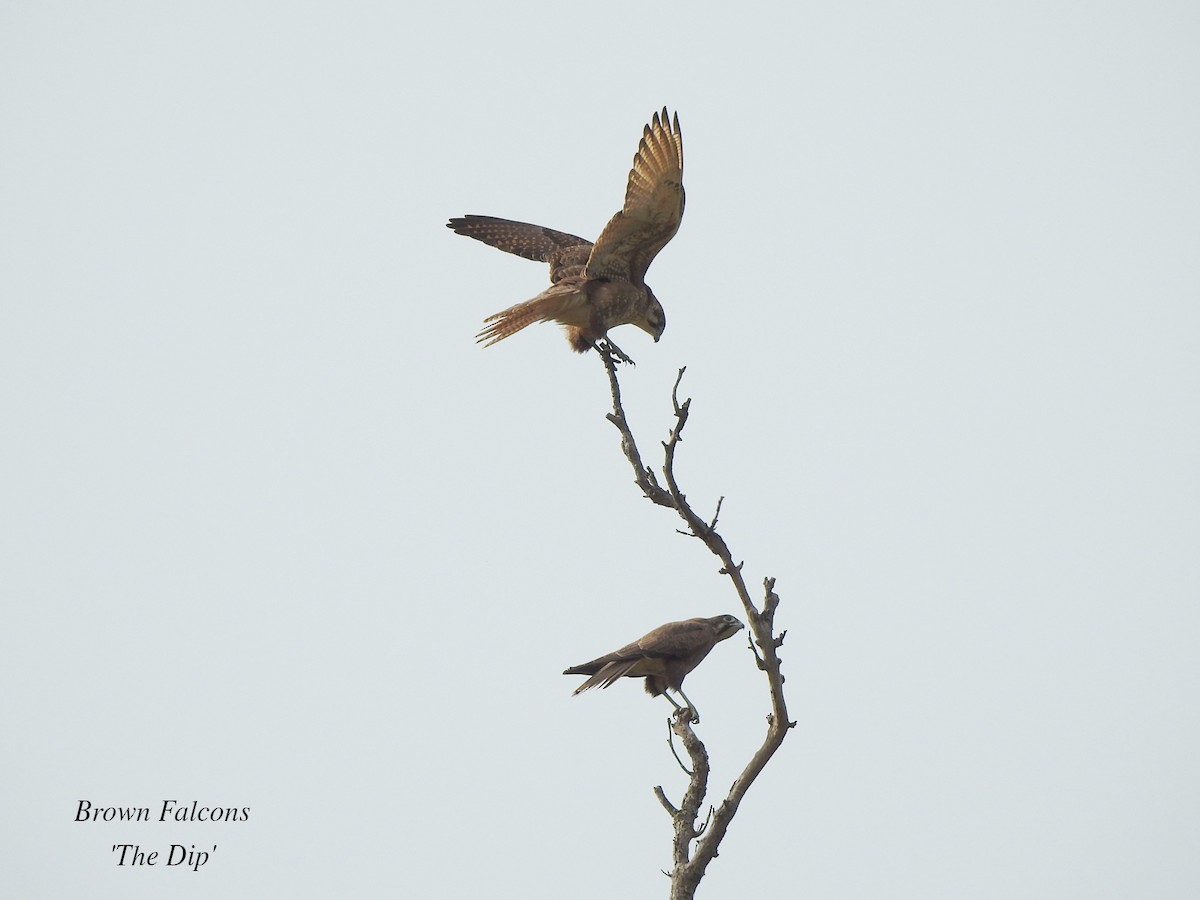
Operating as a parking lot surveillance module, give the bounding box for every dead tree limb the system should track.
[600,349,796,899]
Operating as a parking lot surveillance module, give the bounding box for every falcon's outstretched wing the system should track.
[586,109,685,286]
[446,215,593,283]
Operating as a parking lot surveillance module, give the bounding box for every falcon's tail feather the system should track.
[565,659,640,694]
[476,281,588,349]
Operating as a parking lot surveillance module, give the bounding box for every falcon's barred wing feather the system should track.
[447,215,593,283]
[585,108,685,286]
[446,215,591,261]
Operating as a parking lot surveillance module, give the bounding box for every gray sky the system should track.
[3,1,1198,897]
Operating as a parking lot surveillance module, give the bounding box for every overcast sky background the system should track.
[2,2,1198,898]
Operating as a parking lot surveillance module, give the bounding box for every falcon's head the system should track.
[637,289,667,343]
[709,614,745,642]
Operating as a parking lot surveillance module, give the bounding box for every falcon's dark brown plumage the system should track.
[563,614,743,722]
[447,108,685,364]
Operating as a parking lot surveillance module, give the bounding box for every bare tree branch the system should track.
[602,350,674,508]
[598,348,796,899]
[654,785,680,817]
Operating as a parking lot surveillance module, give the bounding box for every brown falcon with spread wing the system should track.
[447,108,684,364]
[563,614,743,723]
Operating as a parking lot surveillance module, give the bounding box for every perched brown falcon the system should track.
[447,108,685,364]
[563,614,743,723]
